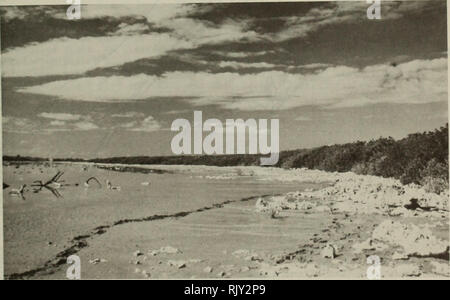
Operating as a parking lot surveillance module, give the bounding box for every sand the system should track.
[2,162,448,279]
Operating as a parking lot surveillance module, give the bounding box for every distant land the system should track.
[4,124,448,191]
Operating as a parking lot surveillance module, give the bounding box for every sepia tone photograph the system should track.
[0,0,449,281]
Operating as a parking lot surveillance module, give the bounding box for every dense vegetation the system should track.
[4,124,448,192]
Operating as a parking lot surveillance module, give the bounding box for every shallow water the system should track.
[3,163,323,275]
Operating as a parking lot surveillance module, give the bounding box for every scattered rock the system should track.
[133,250,143,257]
[167,260,186,269]
[217,271,227,277]
[430,261,450,277]
[203,266,213,273]
[159,246,181,254]
[372,220,449,257]
[142,270,151,278]
[321,244,336,259]
[392,252,409,260]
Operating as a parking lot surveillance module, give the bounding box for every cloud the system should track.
[2,34,194,77]
[129,116,162,132]
[18,58,447,111]
[267,1,443,42]
[2,116,38,133]
[1,4,257,77]
[38,112,81,121]
[74,121,99,130]
[111,111,145,118]
[50,120,66,126]
[218,61,280,69]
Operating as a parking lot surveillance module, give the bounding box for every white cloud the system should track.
[218,61,279,69]
[38,112,81,121]
[1,4,257,77]
[18,58,447,111]
[111,111,145,118]
[2,34,194,77]
[269,1,442,42]
[2,116,37,133]
[50,120,66,126]
[129,116,162,132]
[74,121,99,130]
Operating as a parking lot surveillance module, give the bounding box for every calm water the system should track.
[3,163,319,274]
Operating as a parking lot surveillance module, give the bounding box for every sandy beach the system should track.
[3,162,448,279]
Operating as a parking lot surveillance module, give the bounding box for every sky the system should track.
[1,1,448,158]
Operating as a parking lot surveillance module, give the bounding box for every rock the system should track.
[392,252,409,260]
[232,249,251,258]
[321,244,336,259]
[89,258,101,265]
[397,264,422,277]
[159,246,181,254]
[217,271,227,277]
[148,250,158,256]
[372,220,448,257]
[167,260,186,269]
[352,238,376,254]
[142,270,151,278]
[203,266,213,273]
[133,250,143,257]
[315,205,332,213]
[240,266,250,272]
[430,261,450,276]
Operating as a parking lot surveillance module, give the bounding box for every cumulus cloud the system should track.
[18,58,447,111]
[38,112,81,121]
[129,116,162,132]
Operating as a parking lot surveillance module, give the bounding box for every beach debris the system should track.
[392,252,409,260]
[84,177,102,188]
[147,246,181,256]
[203,266,213,273]
[133,250,143,257]
[159,246,181,254]
[321,244,336,259]
[352,238,376,254]
[372,220,449,257]
[89,258,107,265]
[9,184,26,198]
[106,180,121,190]
[167,260,186,269]
[3,183,10,189]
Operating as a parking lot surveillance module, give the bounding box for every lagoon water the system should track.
[3,163,319,276]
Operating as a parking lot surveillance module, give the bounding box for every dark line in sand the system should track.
[5,193,279,280]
